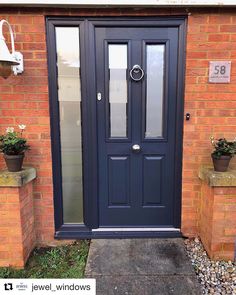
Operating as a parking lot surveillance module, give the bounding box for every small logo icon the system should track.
[4,283,13,291]
[16,282,28,291]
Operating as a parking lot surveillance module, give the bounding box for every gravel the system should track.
[185,238,236,295]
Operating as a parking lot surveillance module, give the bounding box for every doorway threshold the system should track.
[55,225,182,239]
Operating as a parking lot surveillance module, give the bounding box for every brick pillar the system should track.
[199,166,236,261]
[0,167,36,268]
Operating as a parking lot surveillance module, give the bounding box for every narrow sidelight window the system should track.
[55,27,83,223]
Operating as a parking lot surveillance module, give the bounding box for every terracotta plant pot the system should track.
[3,154,25,172]
[212,155,231,172]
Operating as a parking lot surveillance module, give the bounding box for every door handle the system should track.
[132,144,141,153]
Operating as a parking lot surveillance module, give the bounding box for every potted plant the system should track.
[210,136,236,172]
[0,125,30,172]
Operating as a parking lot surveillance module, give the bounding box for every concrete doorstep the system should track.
[85,239,201,295]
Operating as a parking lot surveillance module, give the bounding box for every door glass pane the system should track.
[55,27,83,224]
[145,45,165,138]
[108,44,128,138]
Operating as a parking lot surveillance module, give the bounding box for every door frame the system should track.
[46,16,187,239]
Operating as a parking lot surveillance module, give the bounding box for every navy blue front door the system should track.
[96,25,181,228]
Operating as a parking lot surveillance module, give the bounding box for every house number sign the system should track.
[209,61,231,83]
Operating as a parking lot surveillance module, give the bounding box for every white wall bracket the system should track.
[13,51,24,75]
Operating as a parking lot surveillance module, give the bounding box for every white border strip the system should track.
[1,0,236,6]
[92,228,181,232]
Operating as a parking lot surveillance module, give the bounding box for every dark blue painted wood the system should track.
[96,26,180,227]
[143,156,163,206]
[108,156,130,206]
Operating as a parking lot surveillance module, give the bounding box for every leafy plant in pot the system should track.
[210,136,236,172]
[0,125,30,172]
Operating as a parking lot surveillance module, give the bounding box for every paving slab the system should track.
[91,275,201,295]
[85,239,202,295]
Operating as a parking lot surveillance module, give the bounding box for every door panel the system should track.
[108,156,130,207]
[142,155,163,206]
[96,25,180,227]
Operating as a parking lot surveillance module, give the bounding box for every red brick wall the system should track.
[182,11,236,237]
[0,10,54,245]
[0,8,235,245]
[0,183,36,268]
[200,183,236,260]
[199,183,214,254]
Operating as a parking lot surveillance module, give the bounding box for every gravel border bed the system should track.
[185,238,236,295]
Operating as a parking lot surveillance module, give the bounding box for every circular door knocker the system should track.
[129,64,144,82]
